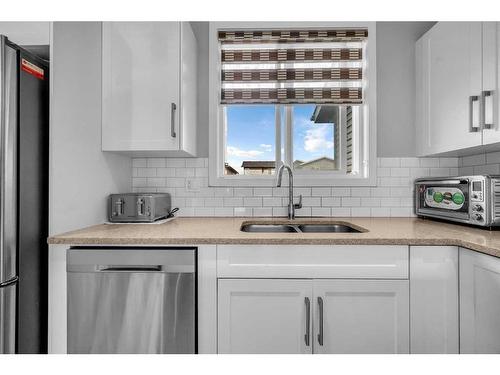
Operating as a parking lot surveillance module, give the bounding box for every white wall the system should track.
[49,22,131,235]
[0,22,50,45]
[48,22,131,353]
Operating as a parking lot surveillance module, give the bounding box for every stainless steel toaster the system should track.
[108,193,171,223]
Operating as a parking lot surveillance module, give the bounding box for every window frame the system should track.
[208,21,377,187]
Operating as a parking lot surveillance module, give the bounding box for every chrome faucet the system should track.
[276,164,302,220]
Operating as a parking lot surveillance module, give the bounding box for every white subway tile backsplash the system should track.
[243,197,263,207]
[380,197,401,207]
[351,187,371,197]
[341,197,361,207]
[311,207,331,216]
[474,164,500,175]
[130,157,459,218]
[311,187,331,196]
[322,197,341,207]
[253,188,273,196]
[186,158,205,168]
[390,167,410,177]
[137,167,156,177]
[420,158,440,168]
[166,158,186,168]
[147,177,166,187]
[461,153,486,167]
[234,188,253,197]
[380,158,401,167]
[156,168,176,177]
[223,197,244,207]
[351,207,371,216]
[147,158,166,168]
[253,207,273,217]
[132,158,147,168]
[400,158,420,168]
[331,187,351,196]
[331,207,351,217]
[439,158,459,167]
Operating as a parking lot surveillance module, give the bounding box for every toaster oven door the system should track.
[416,179,470,220]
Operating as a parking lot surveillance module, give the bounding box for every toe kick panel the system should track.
[217,245,409,279]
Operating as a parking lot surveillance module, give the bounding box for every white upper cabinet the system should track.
[102,22,197,156]
[481,22,500,145]
[416,22,483,156]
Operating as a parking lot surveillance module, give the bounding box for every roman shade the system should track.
[219,28,368,105]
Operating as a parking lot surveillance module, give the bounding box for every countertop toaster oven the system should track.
[415,175,500,227]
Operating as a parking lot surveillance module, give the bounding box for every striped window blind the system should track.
[219,29,368,105]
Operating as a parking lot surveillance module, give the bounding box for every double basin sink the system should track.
[241,221,366,233]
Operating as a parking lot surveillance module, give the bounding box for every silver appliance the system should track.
[109,193,171,222]
[67,247,196,354]
[1,36,49,353]
[415,175,500,227]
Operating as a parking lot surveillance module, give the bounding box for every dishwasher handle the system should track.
[98,265,162,272]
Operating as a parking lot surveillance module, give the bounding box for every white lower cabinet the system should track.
[217,279,312,354]
[409,246,459,354]
[460,247,500,353]
[313,280,409,354]
[217,278,409,354]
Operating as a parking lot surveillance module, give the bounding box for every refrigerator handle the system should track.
[0,36,18,283]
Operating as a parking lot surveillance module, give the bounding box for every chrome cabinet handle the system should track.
[304,297,311,346]
[98,265,162,272]
[481,90,494,130]
[469,95,480,132]
[171,102,177,138]
[317,297,324,346]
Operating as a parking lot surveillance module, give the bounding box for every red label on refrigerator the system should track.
[21,58,44,80]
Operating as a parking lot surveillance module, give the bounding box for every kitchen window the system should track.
[209,22,376,187]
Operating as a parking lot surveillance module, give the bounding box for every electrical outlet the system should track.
[186,178,201,192]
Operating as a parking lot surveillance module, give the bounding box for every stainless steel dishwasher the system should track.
[67,247,196,354]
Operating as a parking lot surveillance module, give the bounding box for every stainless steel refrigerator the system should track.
[0,35,49,354]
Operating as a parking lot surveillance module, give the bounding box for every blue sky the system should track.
[226,105,334,173]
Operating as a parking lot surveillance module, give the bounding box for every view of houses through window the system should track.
[224,104,339,176]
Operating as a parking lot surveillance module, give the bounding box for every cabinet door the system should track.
[313,280,409,354]
[409,246,459,354]
[102,22,180,152]
[482,22,500,145]
[218,279,312,354]
[416,22,482,155]
[460,248,500,353]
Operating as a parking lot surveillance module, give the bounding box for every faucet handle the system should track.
[294,194,303,209]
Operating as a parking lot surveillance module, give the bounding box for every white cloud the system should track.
[304,125,334,152]
[227,146,264,158]
[260,144,273,152]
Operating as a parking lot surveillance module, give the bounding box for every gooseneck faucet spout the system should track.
[276,164,302,220]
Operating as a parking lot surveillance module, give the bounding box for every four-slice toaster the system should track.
[108,193,171,223]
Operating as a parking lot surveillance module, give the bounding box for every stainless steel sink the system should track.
[240,222,365,233]
[298,224,362,233]
[240,224,298,233]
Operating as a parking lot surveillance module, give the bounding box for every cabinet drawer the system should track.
[217,245,408,279]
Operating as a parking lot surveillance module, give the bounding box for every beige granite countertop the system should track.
[47,217,500,258]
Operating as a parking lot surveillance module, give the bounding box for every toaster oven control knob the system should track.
[474,205,483,212]
[473,213,483,221]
